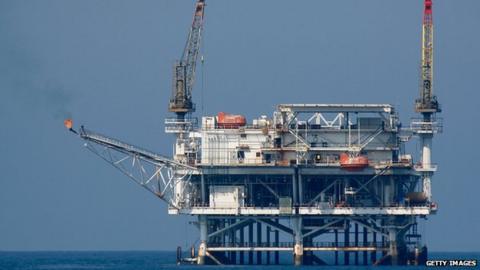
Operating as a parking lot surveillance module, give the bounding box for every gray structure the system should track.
[66,0,442,266]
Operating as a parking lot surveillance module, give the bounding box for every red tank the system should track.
[217,112,246,129]
[339,153,369,171]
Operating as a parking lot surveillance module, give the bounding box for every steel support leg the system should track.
[421,135,433,201]
[355,223,359,265]
[201,174,206,204]
[198,215,207,265]
[222,219,227,261]
[248,222,253,265]
[293,217,303,266]
[266,225,271,264]
[257,221,262,264]
[371,231,377,263]
[345,220,350,265]
[363,226,368,265]
[292,174,298,207]
[275,219,280,264]
[230,219,236,264]
[381,219,387,258]
[334,229,339,265]
[240,224,245,264]
[389,229,398,265]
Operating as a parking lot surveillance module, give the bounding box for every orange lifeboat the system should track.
[339,153,369,171]
[217,112,246,129]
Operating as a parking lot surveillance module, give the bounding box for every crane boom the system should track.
[70,125,196,207]
[78,126,195,170]
[169,0,206,117]
[415,0,440,113]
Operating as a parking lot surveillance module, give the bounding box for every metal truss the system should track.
[202,216,412,244]
[79,126,197,208]
[307,112,344,128]
[277,107,390,160]
[410,117,443,134]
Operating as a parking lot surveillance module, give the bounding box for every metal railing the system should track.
[410,117,443,133]
[414,163,438,171]
[184,204,433,210]
[164,117,198,133]
[208,241,389,248]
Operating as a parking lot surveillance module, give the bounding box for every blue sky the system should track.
[0,0,479,251]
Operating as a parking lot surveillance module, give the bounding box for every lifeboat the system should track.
[339,153,369,171]
[217,112,246,129]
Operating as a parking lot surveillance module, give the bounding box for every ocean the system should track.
[0,251,478,270]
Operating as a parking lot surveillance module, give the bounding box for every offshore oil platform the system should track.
[65,0,442,266]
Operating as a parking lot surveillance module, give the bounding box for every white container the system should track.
[209,186,245,208]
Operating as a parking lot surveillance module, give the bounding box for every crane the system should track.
[413,0,442,203]
[169,0,206,120]
[415,0,440,114]
[61,1,207,206]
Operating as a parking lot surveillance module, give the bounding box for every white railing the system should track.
[414,163,438,172]
[410,117,443,134]
[164,117,198,133]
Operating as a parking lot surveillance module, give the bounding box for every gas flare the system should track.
[64,118,73,129]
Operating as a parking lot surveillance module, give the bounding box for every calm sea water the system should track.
[0,251,478,270]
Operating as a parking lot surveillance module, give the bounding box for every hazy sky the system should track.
[1,0,479,252]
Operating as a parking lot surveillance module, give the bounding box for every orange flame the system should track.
[64,119,73,129]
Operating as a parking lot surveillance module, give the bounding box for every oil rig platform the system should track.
[65,0,442,266]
